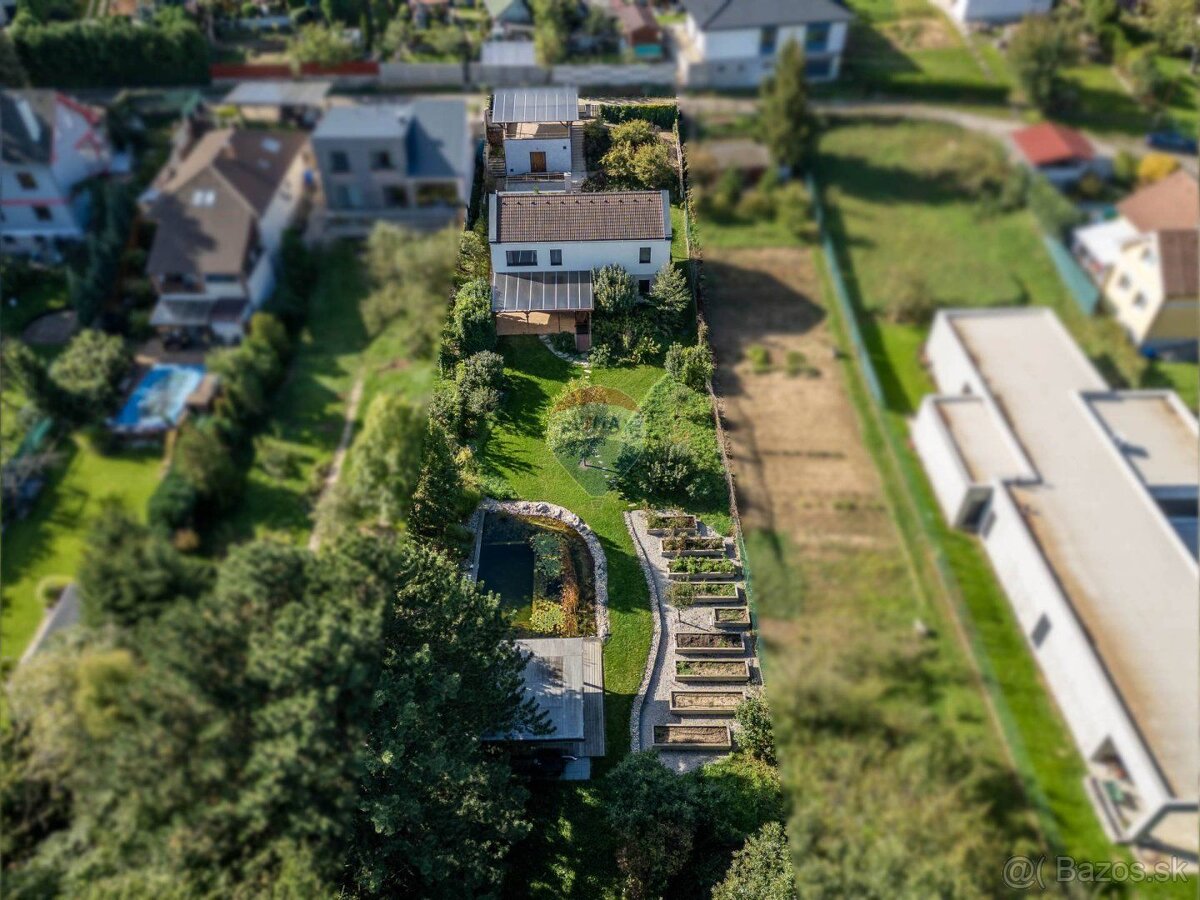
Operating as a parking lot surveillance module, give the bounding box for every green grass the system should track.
[221,245,435,545]
[816,119,1198,890]
[670,204,688,262]
[1146,360,1199,412]
[1,435,163,661]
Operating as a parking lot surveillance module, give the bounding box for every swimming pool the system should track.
[110,364,206,433]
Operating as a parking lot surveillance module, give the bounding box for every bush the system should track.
[1026,174,1085,237]
[35,575,71,609]
[599,102,679,130]
[147,469,198,535]
[600,119,675,192]
[1138,152,1180,184]
[175,420,243,513]
[735,694,776,765]
[664,339,713,392]
[443,278,496,366]
[1113,150,1139,186]
[48,329,131,425]
[648,262,692,332]
[712,822,796,900]
[886,268,938,326]
[344,394,426,526]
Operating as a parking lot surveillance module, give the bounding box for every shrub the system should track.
[1138,152,1180,184]
[648,262,692,331]
[443,278,496,366]
[147,469,198,535]
[1026,174,1085,237]
[593,264,639,315]
[712,822,796,900]
[735,694,776,765]
[600,119,675,191]
[175,420,242,513]
[344,394,426,526]
[35,575,71,609]
[665,340,714,392]
[287,22,357,67]
[776,181,812,239]
[745,344,772,374]
[1112,150,1139,186]
[546,403,621,459]
[886,268,938,326]
[453,350,506,438]
[48,329,131,425]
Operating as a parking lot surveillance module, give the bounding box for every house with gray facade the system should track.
[311,99,472,239]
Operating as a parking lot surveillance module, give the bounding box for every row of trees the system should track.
[2,531,542,897]
[10,10,209,88]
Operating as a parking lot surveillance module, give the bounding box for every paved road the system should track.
[679,95,1198,176]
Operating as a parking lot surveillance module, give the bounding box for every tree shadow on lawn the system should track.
[703,258,827,404]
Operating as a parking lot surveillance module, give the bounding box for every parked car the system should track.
[1146,130,1198,155]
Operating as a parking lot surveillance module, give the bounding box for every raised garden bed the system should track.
[646,511,697,535]
[674,631,744,654]
[667,557,740,581]
[660,535,726,558]
[675,658,751,683]
[652,724,732,751]
[669,690,744,715]
[713,606,751,629]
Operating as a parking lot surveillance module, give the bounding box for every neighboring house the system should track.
[488,189,672,350]
[485,0,533,29]
[0,90,113,255]
[142,128,309,343]
[613,2,664,59]
[911,307,1198,859]
[311,98,472,238]
[487,87,585,188]
[679,0,852,87]
[1011,122,1107,187]
[948,0,1050,24]
[221,80,331,128]
[485,637,606,780]
[1073,171,1199,358]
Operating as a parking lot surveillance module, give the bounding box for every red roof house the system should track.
[1012,122,1095,167]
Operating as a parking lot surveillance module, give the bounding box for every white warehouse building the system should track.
[910,307,1198,858]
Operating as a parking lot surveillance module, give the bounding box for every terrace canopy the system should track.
[492,87,579,124]
[492,270,593,312]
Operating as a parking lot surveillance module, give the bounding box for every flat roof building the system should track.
[911,307,1198,858]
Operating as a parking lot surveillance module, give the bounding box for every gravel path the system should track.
[626,511,759,772]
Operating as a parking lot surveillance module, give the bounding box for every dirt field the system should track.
[704,247,893,557]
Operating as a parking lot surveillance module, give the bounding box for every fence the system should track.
[1042,233,1101,315]
[212,60,677,90]
[807,171,1074,872]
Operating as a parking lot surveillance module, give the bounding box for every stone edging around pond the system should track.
[625,510,664,754]
[469,498,610,640]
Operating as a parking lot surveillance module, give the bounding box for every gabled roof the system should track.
[1158,229,1199,298]
[145,128,306,277]
[1118,170,1200,234]
[0,90,56,165]
[492,190,670,243]
[683,0,852,30]
[492,87,579,125]
[612,2,661,36]
[1012,122,1094,167]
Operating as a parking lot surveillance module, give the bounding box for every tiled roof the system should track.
[1118,170,1200,233]
[493,270,594,312]
[494,190,669,243]
[1158,229,1199,298]
[1012,122,1094,166]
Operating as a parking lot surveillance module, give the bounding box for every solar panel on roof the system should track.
[492,87,580,124]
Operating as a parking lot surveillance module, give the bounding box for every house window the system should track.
[639,247,652,264]
[206,274,239,285]
[370,150,394,171]
[1031,614,1051,648]
[506,249,537,267]
[330,151,350,174]
[32,205,51,222]
[639,279,651,294]
[384,185,409,207]
[334,184,362,209]
[1133,292,1147,309]
[980,509,996,538]
[804,57,834,80]
[550,249,562,266]
[806,22,831,52]
[17,171,36,190]
[760,25,777,55]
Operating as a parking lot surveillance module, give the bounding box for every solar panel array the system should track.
[492,87,580,124]
[492,270,593,312]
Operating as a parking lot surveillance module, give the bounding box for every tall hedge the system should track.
[599,102,678,130]
[13,18,209,88]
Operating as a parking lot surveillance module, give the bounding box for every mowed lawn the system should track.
[221,244,436,546]
[816,118,1197,891]
[1,436,163,660]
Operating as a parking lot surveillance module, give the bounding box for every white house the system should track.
[910,307,1198,859]
[678,0,852,88]
[1074,171,1199,358]
[487,189,672,350]
[949,0,1050,24]
[142,129,310,343]
[487,87,585,189]
[0,90,113,256]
